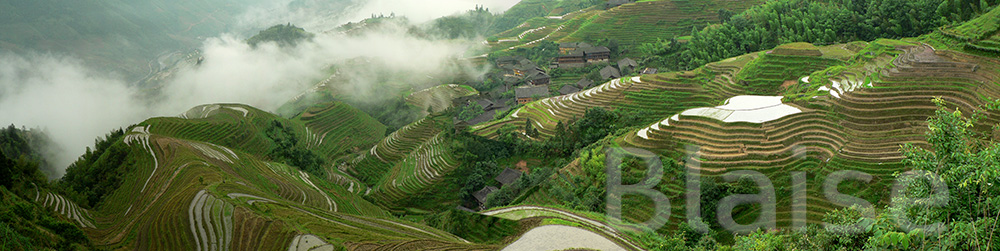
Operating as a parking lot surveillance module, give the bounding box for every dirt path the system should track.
[502,225,625,251]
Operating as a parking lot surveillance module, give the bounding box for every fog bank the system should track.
[0,13,486,178]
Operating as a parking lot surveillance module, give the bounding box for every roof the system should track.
[515,85,549,99]
[518,58,534,66]
[527,70,550,80]
[575,78,595,89]
[600,66,621,79]
[642,68,658,74]
[476,99,494,109]
[473,186,499,204]
[466,109,497,125]
[559,84,581,95]
[619,58,638,68]
[583,46,611,54]
[495,168,523,186]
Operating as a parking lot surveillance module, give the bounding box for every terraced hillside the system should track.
[405,84,479,114]
[940,5,1000,53]
[487,0,763,53]
[151,102,385,163]
[347,115,449,185]
[497,39,1000,231]
[35,105,495,250]
[566,0,762,46]
[344,114,466,210]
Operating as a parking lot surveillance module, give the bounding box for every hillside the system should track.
[482,27,1000,247]
[21,101,511,250]
[8,1,1000,250]
[486,0,763,54]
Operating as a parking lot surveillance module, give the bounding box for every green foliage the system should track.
[489,0,602,35]
[548,148,607,212]
[455,102,485,122]
[458,161,503,203]
[0,187,91,250]
[489,40,560,67]
[731,230,787,251]
[265,120,326,176]
[640,0,980,71]
[485,166,555,208]
[545,107,642,156]
[430,6,496,39]
[59,128,129,208]
[345,94,422,134]
[246,23,314,48]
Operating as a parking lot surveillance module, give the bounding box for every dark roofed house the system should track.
[575,78,595,89]
[495,168,523,187]
[600,66,621,80]
[583,46,611,63]
[473,186,499,205]
[466,110,497,126]
[641,67,658,75]
[476,99,495,110]
[559,42,595,54]
[556,51,586,68]
[618,58,639,74]
[559,84,582,95]
[515,85,549,105]
[526,70,550,86]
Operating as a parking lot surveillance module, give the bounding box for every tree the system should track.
[718,8,735,23]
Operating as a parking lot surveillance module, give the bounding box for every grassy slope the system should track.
[487,0,763,54]
[939,6,1000,53]
[405,84,479,114]
[38,102,496,250]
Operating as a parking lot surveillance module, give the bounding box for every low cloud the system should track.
[1,13,487,178]
[0,53,147,177]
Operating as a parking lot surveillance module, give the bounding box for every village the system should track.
[452,41,656,140]
[452,40,659,210]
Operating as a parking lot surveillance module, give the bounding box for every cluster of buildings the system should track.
[454,41,659,127]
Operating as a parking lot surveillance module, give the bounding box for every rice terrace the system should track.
[2,0,1000,250]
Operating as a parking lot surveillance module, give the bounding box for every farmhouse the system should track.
[555,43,611,68]
[558,78,596,95]
[559,42,593,54]
[558,84,581,95]
[557,51,587,68]
[473,186,499,206]
[515,85,550,105]
[583,46,611,63]
[526,69,551,85]
[495,168,523,187]
[618,58,638,73]
[600,65,621,80]
[641,67,658,75]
